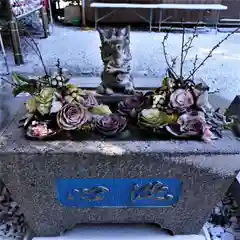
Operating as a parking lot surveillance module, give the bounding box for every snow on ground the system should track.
[1,25,240,102]
[32,225,205,240]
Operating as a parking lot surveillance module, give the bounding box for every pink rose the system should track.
[170,89,194,110]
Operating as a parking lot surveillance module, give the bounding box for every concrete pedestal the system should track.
[0,97,240,237]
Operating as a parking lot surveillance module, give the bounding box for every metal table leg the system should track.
[149,8,153,32]
[0,30,9,74]
[40,6,49,38]
[48,0,54,34]
[95,8,98,29]
[81,0,86,27]
[159,9,162,32]
[215,10,220,34]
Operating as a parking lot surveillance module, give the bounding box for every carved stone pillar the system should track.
[97,26,135,95]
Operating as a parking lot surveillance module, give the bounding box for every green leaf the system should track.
[39,88,55,103]
[162,77,169,87]
[34,95,43,103]
[12,72,30,85]
[12,84,36,97]
[37,103,51,116]
[25,98,37,113]
[66,84,76,89]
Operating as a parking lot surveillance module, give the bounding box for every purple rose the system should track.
[166,110,207,137]
[57,103,88,130]
[169,89,194,110]
[118,93,144,118]
[96,114,127,136]
[177,110,205,135]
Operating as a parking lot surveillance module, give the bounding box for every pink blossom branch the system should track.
[186,27,240,81]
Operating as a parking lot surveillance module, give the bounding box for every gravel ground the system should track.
[1,25,240,102]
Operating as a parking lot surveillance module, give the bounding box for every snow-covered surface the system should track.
[1,25,240,103]
[157,4,226,10]
[90,3,162,8]
[32,225,205,240]
[90,2,227,10]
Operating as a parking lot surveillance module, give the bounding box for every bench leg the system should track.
[149,8,153,32]
[9,20,23,65]
[159,9,163,32]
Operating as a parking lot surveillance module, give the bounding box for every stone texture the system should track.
[225,95,240,118]
[0,180,26,239]
[0,97,240,237]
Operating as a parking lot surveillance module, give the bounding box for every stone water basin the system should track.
[0,96,240,237]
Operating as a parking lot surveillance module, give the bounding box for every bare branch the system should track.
[20,29,49,76]
[171,56,178,69]
[21,36,41,59]
[189,54,198,80]
[161,29,178,79]
[186,27,240,80]
[0,76,16,86]
[182,23,199,65]
[13,14,49,76]
[179,23,185,80]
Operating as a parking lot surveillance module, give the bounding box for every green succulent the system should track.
[138,109,178,128]
[161,77,176,92]
[64,84,84,104]
[89,105,112,116]
[35,88,56,115]
[36,88,55,102]
[25,98,37,113]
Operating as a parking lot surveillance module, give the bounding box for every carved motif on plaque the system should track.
[131,181,174,202]
[67,186,110,202]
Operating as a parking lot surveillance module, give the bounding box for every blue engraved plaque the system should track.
[56,178,182,208]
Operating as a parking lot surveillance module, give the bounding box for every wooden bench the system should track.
[90,2,227,31]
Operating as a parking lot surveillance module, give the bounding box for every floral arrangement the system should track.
[11,61,230,142]
[10,60,127,139]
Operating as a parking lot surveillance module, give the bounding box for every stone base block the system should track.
[0,97,240,236]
